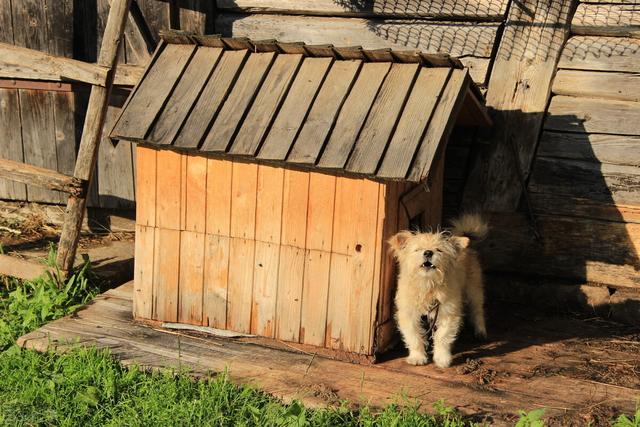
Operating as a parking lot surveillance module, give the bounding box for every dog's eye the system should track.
[436,249,442,253]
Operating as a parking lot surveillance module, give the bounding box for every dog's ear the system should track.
[451,236,471,250]
[388,231,412,253]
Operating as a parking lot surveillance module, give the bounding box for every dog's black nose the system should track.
[423,250,433,258]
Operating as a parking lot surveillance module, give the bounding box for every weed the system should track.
[613,407,640,427]
[515,408,545,427]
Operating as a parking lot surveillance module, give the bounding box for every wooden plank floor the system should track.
[18,282,640,425]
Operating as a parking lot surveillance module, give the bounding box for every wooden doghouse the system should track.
[111,32,491,361]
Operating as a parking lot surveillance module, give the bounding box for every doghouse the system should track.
[110,32,491,361]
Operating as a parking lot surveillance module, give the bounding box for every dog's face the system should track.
[388,230,470,280]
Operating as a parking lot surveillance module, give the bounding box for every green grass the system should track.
[1,246,639,426]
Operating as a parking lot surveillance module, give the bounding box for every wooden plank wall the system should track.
[0,0,213,208]
[478,0,640,289]
[134,147,412,355]
[214,0,511,87]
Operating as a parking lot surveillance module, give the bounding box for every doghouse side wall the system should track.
[134,146,400,355]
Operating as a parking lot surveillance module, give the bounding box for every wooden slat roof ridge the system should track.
[110,32,491,183]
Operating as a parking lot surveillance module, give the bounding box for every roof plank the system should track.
[408,69,469,182]
[173,49,248,148]
[258,57,333,161]
[318,62,391,169]
[286,60,362,164]
[200,52,276,152]
[229,54,303,156]
[346,63,420,175]
[111,44,196,140]
[148,47,223,145]
[377,67,451,179]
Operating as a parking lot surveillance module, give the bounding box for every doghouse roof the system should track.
[111,31,491,183]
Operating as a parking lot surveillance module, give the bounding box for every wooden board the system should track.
[217,0,508,19]
[318,62,391,169]
[148,47,223,145]
[376,67,450,178]
[258,57,333,161]
[135,145,157,227]
[558,36,640,73]
[0,88,27,200]
[545,95,640,136]
[287,60,362,164]
[203,234,230,328]
[111,43,196,140]
[201,52,275,152]
[572,4,640,38]
[480,213,640,289]
[215,14,499,59]
[528,157,640,207]
[18,90,61,203]
[183,155,208,233]
[133,224,155,319]
[155,149,182,230]
[18,281,640,424]
[346,63,419,175]
[205,158,233,236]
[230,54,303,156]
[178,231,205,324]
[462,0,575,211]
[153,228,181,322]
[174,49,248,148]
[553,69,640,102]
[537,131,640,167]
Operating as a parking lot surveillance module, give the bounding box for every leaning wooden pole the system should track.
[56,0,132,275]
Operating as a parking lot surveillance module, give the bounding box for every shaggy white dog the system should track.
[388,214,488,368]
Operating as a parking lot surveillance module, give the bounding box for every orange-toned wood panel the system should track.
[326,177,381,353]
[276,169,310,342]
[300,173,336,346]
[183,155,208,233]
[203,234,230,328]
[178,231,205,324]
[205,158,232,236]
[133,224,155,319]
[251,165,284,337]
[153,228,181,322]
[155,149,182,230]
[135,146,157,227]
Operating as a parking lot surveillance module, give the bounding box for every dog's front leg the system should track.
[432,309,462,368]
[396,309,428,365]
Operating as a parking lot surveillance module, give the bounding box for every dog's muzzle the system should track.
[422,250,435,270]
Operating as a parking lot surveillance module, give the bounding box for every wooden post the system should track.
[56,0,132,275]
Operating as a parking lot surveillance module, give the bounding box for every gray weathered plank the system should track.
[537,131,640,167]
[215,13,500,58]
[545,95,640,136]
[318,62,391,169]
[216,0,508,19]
[462,0,576,211]
[0,157,82,196]
[529,192,640,225]
[346,63,419,174]
[558,36,640,73]
[174,49,248,148]
[553,69,640,102]
[111,43,196,140]
[230,54,303,156]
[529,156,640,207]
[200,52,276,152]
[258,57,333,161]
[572,4,640,38]
[19,90,61,203]
[148,47,223,145]
[408,69,469,182]
[52,91,78,201]
[377,67,451,179]
[0,88,27,200]
[286,60,362,164]
[0,0,14,44]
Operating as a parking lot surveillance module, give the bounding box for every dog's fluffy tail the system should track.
[450,213,488,241]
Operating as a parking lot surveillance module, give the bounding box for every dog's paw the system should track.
[433,352,452,368]
[406,353,429,366]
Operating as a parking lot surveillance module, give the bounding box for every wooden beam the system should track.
[0,42,110,86]
[572,3,640,38]
[0,254,50,281]
[113,64,144,86]
[0,157,83,196]
[56,0,132,274]
[553,69,640,102]
[462,0,577,212]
